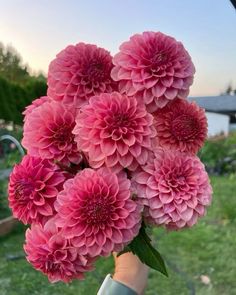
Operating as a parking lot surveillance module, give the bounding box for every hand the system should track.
[113,252,149,295]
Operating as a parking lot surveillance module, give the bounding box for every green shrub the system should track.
[199,132,236,175]
[0,179,11,219]
[0,75,47,125]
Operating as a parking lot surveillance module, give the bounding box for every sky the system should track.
[0,0,236,96]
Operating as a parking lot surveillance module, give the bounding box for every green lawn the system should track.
[0,176,236,295]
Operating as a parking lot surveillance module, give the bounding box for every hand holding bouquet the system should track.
[8,31,212,283]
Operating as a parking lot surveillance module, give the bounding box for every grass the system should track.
[0,175,236,295]
[150,175,236,295]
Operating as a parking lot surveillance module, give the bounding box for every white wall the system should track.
[206,112,229,138]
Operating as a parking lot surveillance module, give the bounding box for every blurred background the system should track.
[0,1,236,294]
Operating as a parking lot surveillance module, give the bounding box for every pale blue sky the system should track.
[0,0,235,96]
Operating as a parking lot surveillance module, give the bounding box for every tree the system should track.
[0,76,14,122]
[25,77,47,105]
[0,42,47,125]
[0,75,47,125]
[221,83,236,95]
[11,83,28,124]
[0,42,30,85]
[226,84,232,95]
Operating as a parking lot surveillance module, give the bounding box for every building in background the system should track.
[188,95,236,137]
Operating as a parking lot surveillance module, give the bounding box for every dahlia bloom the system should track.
[111,31,195,112]
[132,149,212,230]
[22,100,82,165]
[55,168,141,257]
[153,98,208,154]
[8,155,65,225]
[47,43,117,106]
[22,96,49,121]
[73,92,156,172]
[24,219,95,283]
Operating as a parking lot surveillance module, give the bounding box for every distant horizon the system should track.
[1,0,236,97]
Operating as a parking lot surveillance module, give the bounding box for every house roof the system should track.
[188,95,236,112]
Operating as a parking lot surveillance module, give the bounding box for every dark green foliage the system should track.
[0,43,47,125]
[25,77,47,105]
[0,75,47,125]
[0,76,14,122]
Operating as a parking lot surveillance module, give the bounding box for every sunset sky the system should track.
[0,0,235,96]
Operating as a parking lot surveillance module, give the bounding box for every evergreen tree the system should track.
[0,43,30,85]
[12,83,27,124]
[0,77,14,122]
[0,43,47,125]
[25,77,47,105]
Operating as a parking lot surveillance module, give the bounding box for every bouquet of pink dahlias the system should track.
[8,31,212,282]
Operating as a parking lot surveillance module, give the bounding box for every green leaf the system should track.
[129,224,168,277]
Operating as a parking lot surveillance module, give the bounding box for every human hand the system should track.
[113,252,149,295]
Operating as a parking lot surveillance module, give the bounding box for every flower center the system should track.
[85,197,111,225]
[53,125,74,145]
[163,170,187,196]
[15,179,34,202]
[45,254,61,272]
[152,52,167,64]
[83,61,105,83]
[150,51,169,72]
[168,174,185,186]
[112,113,129,128]
[106,112,132,140]
[171,115,198,140]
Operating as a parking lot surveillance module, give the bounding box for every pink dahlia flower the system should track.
[73,92,156,172]
[8,155,65,225]
[111,31,195,112]
[47,43,117,106]
[153,98,208,154]
[132,149,212,230]
[22,100,82,165]
[24,219,95,283]
[55,168,141,257]
[22,96,49,121]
